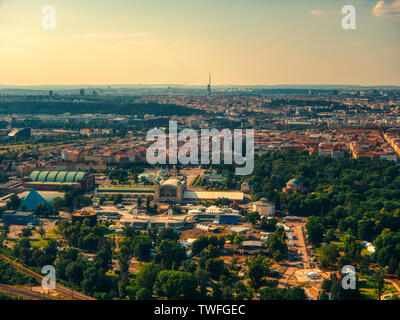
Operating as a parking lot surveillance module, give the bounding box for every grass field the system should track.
[358,276,398,300]
[31,228,61,248]
[330,240,344,249]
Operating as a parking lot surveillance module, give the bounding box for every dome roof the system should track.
[287,178,303,186]
[161,178,181,187]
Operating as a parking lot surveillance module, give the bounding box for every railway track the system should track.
[0,283,55,300]
[0,254,96,300]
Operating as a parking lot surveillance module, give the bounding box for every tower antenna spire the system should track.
[207,73,211,97]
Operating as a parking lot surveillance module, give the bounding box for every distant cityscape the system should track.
[0,85,399,302]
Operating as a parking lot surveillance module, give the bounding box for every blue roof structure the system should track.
[19,189,48,211]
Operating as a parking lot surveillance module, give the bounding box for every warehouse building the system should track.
[25,170,95,191]
[187,206,242,225]
[96,184,154,198]
[183,190,244,203]
[1,210,35,225]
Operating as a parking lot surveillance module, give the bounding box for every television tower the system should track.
[207,73,211,98]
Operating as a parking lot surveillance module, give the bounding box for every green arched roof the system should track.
[55,172,68,182]
[29,171,40,181]
[47,171,59,182]
[37,171,50,181]
[75,172,86,181]
[29,170,87,183]
[65,172,78,182]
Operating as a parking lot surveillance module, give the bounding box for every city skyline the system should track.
[0,0,399,86]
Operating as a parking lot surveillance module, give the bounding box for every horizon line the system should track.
[1,83,400,88]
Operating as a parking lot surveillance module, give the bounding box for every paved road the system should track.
[0,254,95,300]
[288,222,310,269]
[297,225,311,269]
[0,283,56,300]
[277,221,319,298]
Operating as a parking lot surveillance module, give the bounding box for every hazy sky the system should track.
[0,0,399,86]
